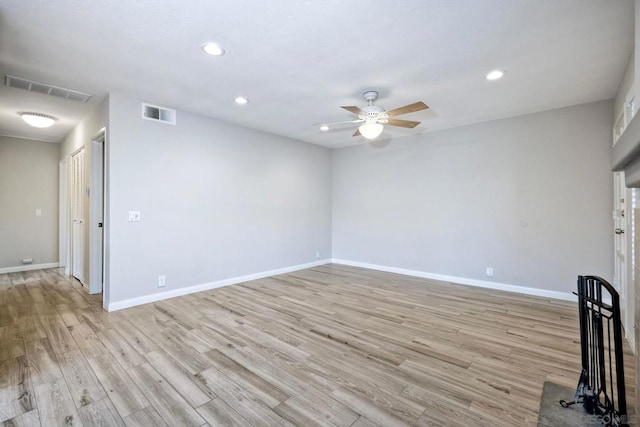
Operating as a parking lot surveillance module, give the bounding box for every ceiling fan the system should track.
[319,91,429,140]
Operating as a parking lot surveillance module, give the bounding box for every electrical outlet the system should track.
[486,267,494,277]
[158,275,166,288]
[128,211,141,222]
[316,251,320,259]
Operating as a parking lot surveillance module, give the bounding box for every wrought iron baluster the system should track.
[560,276,628,426]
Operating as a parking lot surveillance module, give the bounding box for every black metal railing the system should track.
[560,275,628,426]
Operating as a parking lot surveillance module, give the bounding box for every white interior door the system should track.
[89,138,104,294]
[72,147,86,284]
[613,172,628,330]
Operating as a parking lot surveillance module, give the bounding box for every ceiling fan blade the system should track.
[387,118,421,128]
[315,119,364,126]
[353,128,361,137]
[386,101,429,117]
[341,106,362,115]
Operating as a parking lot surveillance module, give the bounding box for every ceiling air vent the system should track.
[142,103,176,125]
[5,75,92,103]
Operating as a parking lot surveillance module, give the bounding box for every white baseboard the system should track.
[0,262,60,274]
[331,258,577,302]
[626,327,636,355]
[107,259,332,312]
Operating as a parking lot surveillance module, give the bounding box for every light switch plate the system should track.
[35,209,42,217]
[128,211,141,222]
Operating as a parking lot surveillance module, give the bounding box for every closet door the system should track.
[71,147,86,283]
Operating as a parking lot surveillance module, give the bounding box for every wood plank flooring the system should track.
[0,265,635,426]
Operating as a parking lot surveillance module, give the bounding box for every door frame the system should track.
[629,188,637,351]
[59,157,68,273]
[89,130,105,295]
[613,171,634,348]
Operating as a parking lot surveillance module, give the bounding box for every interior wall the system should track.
[636,0,640,90]
[0,136,60,269]
[332,100,613,294]
[107,93,332,306]
[60,96,109,157]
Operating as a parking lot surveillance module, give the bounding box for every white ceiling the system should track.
[0,0,634,148]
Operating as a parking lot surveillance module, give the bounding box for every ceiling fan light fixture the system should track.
[20,112,56,128]
[359,122,384,139]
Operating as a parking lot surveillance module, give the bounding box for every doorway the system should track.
[613,171,634,342]
[66,129,107,304]
[89,132,105,294]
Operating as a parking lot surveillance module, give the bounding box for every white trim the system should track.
[0,262,60,274]
[331,259,577,302]
[106,259,331,312]
[59,157,68,270]
[626,327,636,355]
[89,132,105,295]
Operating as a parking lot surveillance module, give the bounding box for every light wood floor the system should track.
[0,265,635,426]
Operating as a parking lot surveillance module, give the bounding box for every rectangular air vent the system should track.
[5,75,92,103]
[142,103,176,125]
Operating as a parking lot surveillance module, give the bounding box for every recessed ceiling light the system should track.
[486,70,505,81]
[234,96,249,105]
[320,125,330,132]
[201,42,225,56]
[20,112,56,128]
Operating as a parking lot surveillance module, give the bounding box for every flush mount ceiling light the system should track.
[20,112,56,128]
[358,122,384,140]
[234,96,249,105]
[486,70,505,80]
[319,125,330,132]
[201,42,225,56]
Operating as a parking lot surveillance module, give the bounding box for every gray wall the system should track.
[0,136,60,268]
[332,100,613,293]
[60,96,108,157]
[107,93,332,304]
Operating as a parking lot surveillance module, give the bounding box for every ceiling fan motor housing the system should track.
[360,105,388,123]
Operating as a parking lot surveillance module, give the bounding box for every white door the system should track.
[613,172,627,329]
[71,147,86,283]
[89,138,104,294]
